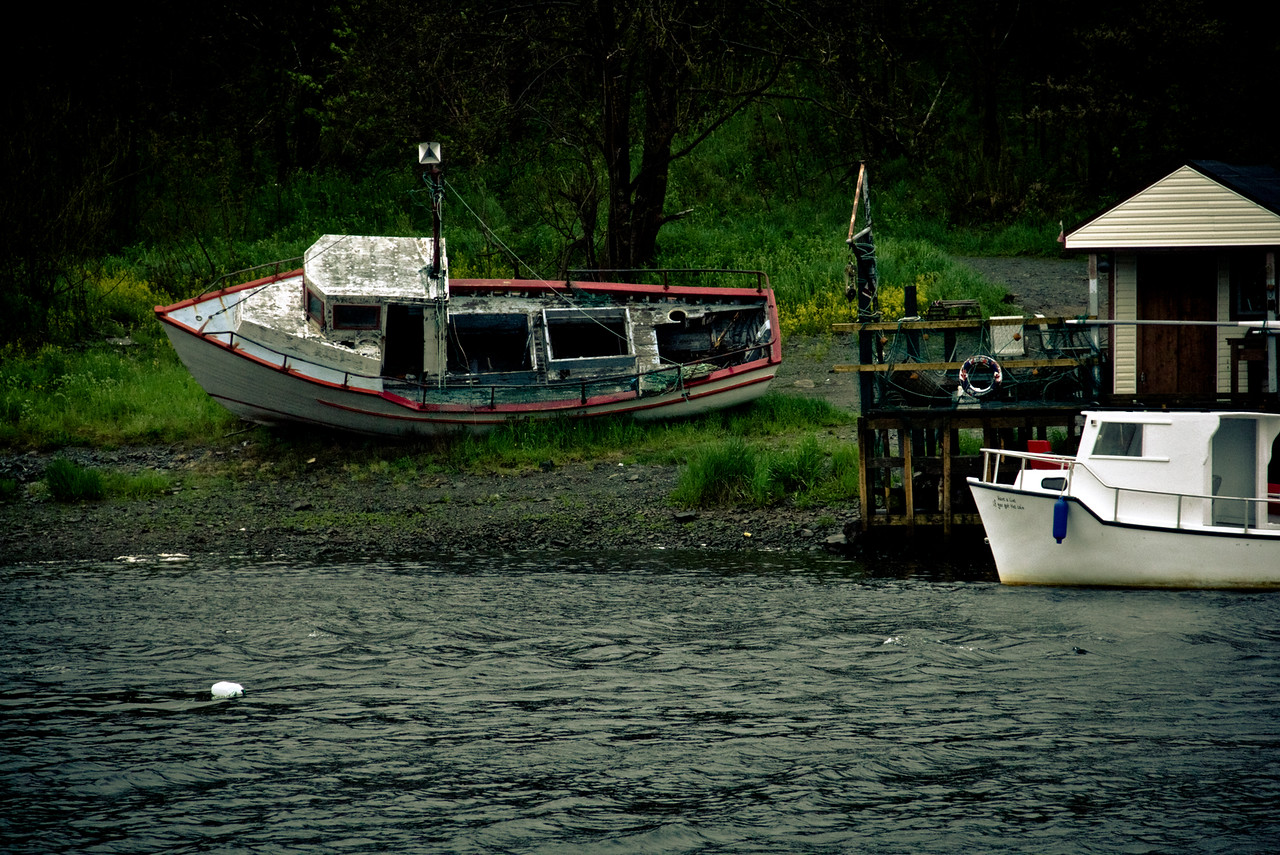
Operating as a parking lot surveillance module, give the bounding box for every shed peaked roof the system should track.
[1064,161,1280,250]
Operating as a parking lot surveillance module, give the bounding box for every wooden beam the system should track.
[903,429,914,529]
[833,357,1089,373]
[857,420,871,532]
[832,316,1085,334]
[847,163,866,243]
[941,428,952,536]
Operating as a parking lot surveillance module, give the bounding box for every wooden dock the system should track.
[832,310,1094,537]
[855,407,1082,536]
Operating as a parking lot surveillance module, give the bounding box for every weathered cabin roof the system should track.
[304,234,447,302]
[1065,161,1280,250]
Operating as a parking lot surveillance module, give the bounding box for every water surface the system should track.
[2,552,1277,853]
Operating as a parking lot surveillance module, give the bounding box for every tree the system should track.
[456,0,787,270]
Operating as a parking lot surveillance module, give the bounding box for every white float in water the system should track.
[211,681,244,698]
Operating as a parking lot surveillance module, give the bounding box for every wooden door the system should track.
[1136,253,1217,397]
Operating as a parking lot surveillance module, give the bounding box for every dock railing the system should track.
[833,314,1101,410]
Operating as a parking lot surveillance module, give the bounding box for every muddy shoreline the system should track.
[0,257,1085,566]
[1,440,866,565]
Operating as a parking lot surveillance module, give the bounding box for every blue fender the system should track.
[1052,496,1069,543]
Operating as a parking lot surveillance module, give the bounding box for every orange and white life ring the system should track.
[959,355,1003,397]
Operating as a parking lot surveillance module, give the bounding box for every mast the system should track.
[845,163,878,320]
[418,142,444,279]
[417,142,448,387]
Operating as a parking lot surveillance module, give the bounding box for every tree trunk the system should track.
[628,45,680,266]
[597,0,635,270]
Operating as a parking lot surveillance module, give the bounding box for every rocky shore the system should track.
[1,439,865,565]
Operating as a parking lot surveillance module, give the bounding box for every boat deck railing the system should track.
[206,326,776,408]
[206,258,304,293]
[979,448,1280,534]
[565,268,773,293]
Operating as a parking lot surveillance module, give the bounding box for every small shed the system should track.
[1064,161,1279,402]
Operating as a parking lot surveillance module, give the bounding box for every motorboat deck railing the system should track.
[979,448,1280,535]
[205,325,776,409]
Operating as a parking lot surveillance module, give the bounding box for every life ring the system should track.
[959,355,1003,397]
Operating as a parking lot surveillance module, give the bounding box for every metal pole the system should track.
[1267,251,1277,395]
[1088,253,1101,391]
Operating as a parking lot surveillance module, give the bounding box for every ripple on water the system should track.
[1,555,1278,854]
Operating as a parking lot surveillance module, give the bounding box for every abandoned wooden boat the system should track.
[967,410,1280,589]
[155,238,780,436]
[155,148,780,436]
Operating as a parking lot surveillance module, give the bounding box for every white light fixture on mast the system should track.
[418,142,442,165]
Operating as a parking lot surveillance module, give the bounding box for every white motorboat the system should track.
[968,410,1280,588]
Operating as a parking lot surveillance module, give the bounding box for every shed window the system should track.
[1092,422,1143,457]
[333,304,381,330]
[1230,251,1268,321]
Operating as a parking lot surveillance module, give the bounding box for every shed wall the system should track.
[1112,251,1259,396]
[1113,254,1138,395]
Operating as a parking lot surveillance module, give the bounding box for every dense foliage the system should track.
[5,0,1276,348]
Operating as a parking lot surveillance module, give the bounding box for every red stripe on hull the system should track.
[158,299,780,436]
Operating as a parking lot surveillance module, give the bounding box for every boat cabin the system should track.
[233,233,771,399]
[1020,410,1280,529]
[302,234,449,381]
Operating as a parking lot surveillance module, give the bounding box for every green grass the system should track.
[671,433,860,509]
[134,393,857,511]
[0,333,240,449]
[102,469,173,500]
[44,458,106,501]
[437,393,850,473]
[43,457,174,502]
[221,393,853,477]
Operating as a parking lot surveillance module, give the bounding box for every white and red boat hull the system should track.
[157,270,782,437]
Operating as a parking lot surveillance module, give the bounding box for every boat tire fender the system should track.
[959,355,1003,397]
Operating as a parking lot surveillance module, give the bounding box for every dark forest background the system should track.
[4,0,1277,347]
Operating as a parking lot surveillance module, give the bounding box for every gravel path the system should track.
[955,255,1100,318]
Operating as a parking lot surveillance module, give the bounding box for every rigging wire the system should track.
[439,176,763,367]
[197,234,359,325]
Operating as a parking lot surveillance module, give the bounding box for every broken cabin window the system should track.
[447,313,533,374]
[545,308,632,361]
[333,304,381,330]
